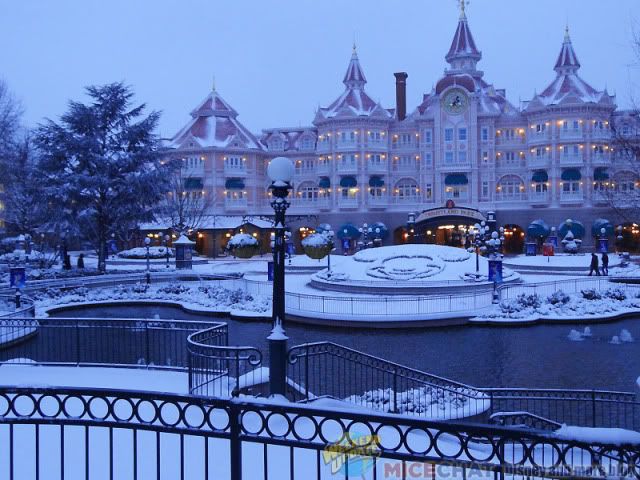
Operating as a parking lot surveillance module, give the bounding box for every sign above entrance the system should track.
[415,206,486,224]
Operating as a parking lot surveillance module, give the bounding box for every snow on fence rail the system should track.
[0,386,637,480]
[498,277,638,299]
[240,278,494,318]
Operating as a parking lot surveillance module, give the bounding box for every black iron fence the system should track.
[0,316,226,369]
[0,386,638,480]
[287,342,489,420]
[286,341,640,430]
[187,327,263,397]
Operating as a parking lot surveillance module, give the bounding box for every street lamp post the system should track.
[267,157,294,397]
[407,213,416,244]
[61,230,71,270]
[164,234,171,269]
[144,237,151,284]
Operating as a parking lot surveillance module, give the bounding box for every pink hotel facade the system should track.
[163,8,639,253]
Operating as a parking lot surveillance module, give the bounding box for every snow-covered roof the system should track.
[315,46,392,122]
[140,216,274,231]
[526,29,615,112]
[167,89,263,150]
[446,10,481,64]
[260,127,317,152]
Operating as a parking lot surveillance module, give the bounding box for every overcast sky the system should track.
[1,0,638,138]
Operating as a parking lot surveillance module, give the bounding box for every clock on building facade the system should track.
[442,88,469,115]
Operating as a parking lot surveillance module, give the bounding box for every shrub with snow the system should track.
[301,233,333,260]
[118,246,174,259]
[548,290,570,305]
[226,234,259,259]
[605,287,626,301]
[517,293,542,309]
[581,289,602,300]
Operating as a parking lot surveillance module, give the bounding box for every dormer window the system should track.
[269,137,284,151]
[299,135,315,151]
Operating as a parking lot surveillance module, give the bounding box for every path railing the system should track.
[286,341,640,430]
[1,386,638,480]
[0,316,226,370]
[499,277,635,299]
[187,327,263,398]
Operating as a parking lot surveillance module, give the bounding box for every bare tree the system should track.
[0,79,23,158]
[161,168,214,234]
[603,24,640,222]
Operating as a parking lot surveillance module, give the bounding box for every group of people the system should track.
[589,252,609,276]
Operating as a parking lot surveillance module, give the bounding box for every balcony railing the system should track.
[558,130,583,140]
[559,155,583,166]
[527,156,551,167]
[392,161,418,172]
[592,154,611,165]
[529,192,549,203]
[494,192,527,202]
[224,197,248,209]
[337,161,358,172]
[560,191,584,202]
[367,161,387,173]
[316,162,330,174]
[592,129,611,140]
[292,197,330,208]
[223,163,246,174]
[337,196,359,208]
[367,195,388,207]
[393,195,421,204]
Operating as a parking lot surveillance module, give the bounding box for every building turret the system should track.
[445,0,482,74]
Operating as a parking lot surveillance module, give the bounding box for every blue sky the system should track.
[1,0,637,137]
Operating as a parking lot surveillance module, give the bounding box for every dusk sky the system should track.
[2,0,638,138]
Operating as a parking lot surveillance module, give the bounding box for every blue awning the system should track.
[319,177,330,188]
[369,176,385,187]
[561,169,581,181]
[532,171,548,183]
[340,176,357,188]
[370,222,388,239]
[445,174,468,185]
[225,178,245,189]
[184,178,204,190]
[594,168,609,181]
[527,219,550,239]
[337,223,361,239]
[592,218,614,236]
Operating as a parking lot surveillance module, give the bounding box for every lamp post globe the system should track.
[144,237,151,284]
[267,156,294,397]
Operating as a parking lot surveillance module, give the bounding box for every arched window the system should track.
[269,137,284,151]
[497,175,525,199]
[296,181,319,202]
[394,178,419,201]
[613,172,637,193]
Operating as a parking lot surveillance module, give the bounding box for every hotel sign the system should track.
[416,206,486,223]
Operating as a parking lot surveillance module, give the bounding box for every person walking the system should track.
[77,253,85,270]
[588,253,600,276]
[601,252,609,276]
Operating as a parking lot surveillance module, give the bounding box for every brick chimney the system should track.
[394,72,408,121]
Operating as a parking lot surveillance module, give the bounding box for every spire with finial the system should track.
[554,24,581,74]
[343,43,367,89]
[446,0,481,72]
[212,75,216,92]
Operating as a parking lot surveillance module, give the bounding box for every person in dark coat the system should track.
[77,253,85,269]
[588,253,600,276]
[601,252,609,276]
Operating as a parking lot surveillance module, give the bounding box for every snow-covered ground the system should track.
[504,253,622,268]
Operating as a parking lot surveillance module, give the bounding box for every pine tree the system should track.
[35,82,178,272]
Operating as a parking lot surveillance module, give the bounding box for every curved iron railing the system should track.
[188,328,263,398]
[0,316,227,370]
[0,386,637,480]
[287,341,640,430]
[287,341,490,420]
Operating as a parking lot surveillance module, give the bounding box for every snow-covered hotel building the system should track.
[163,7,639,255]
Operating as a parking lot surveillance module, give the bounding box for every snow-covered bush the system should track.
[581,289,602,300]
[547,290,570,305]
[118,246,174,259]
[301,233,333,260]
[226,234,259,259]
[516,293,541,309]
[498,299,522,315]
[561,230,582,254]
[157,283,191,295]
[604,287,626,301]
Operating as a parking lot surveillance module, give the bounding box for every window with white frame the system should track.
[340,154,357,167]
[458,128,467,141]
[444,185,467,199]
[444,128,454,142]
[424,129,433,144]
[482,181,489,198]
[368,153,384,166]
[269,137,284,151]
[458,151,467,163]
[298,182,319,201]
[504,152,516,164]
[425,183,433,200]
[445,152,454,164]
[497,175,524,198]
[394,179,419,199]
[225,156,243,169]
[481,127,489,142]
[299,136,315,151]
[424,152,433,165]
